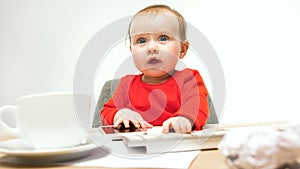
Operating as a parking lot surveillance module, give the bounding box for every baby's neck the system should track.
[142,71,175,84]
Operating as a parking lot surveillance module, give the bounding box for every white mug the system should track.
[0,92,90,149]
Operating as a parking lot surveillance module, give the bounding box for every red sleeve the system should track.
[176,69,209,130]
[100,98,118,125]
[100,76,131,125]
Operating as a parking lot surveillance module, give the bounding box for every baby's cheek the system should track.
[132,54,146,69]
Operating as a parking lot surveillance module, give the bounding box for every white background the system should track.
[1,0,300,124]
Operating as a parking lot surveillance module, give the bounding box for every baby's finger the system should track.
[140,121,153,131]
[130,120,141,129]
[113,118,124,128]
[123,119,130,128]
[175,123,191,134]
[162,120,172,133]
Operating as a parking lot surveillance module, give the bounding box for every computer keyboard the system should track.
[122,127,226,154]
[98,122,288,154]
[123,133,192,146]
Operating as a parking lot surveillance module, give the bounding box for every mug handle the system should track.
[0,105,20,137]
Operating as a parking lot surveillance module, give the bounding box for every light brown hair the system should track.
[128,4,187,43]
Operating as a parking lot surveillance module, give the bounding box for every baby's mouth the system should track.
[147,58,161,64]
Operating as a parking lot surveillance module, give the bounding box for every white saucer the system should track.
[0,138,98,163]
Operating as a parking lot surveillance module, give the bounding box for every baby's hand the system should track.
[113,108,152,130]
[162,116,192,134]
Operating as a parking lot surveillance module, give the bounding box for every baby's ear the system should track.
[179,40,189,59]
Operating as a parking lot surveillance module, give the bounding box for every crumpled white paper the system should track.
[218,123,300,169]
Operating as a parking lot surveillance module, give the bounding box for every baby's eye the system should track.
[137,38,147,44]
[158,35,169,42]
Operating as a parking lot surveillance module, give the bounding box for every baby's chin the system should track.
[141,68,174,78]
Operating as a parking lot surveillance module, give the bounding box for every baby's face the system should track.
[129,13,184,78]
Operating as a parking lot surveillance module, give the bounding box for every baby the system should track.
[101,4,209,134]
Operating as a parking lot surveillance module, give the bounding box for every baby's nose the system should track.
[147,40,158,54]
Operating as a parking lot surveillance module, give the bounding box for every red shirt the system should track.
[100,68,209,130]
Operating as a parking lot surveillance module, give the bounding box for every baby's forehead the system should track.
[130,13,180,39]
